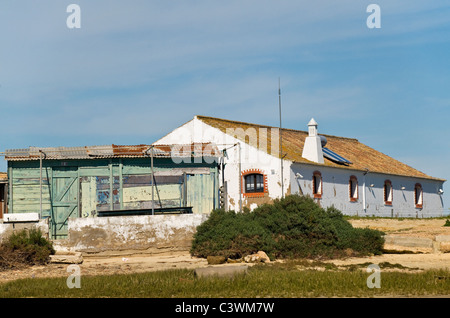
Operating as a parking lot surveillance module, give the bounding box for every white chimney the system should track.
[302,118,324,164]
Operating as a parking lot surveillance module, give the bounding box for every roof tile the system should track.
[197,115,444,181]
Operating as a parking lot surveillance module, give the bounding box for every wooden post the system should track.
[39,150,43,219]
[151,146,154,215]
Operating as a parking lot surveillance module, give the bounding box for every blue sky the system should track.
[0,1,449,212]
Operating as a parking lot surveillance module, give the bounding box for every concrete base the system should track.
[384,235,450,254]
[194,265,248,278]
[49,252,83,264]
[66,214,208,254]
[384,235,433,248]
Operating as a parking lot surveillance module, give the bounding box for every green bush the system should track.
[191,195,384,260]
[1,228,55,268]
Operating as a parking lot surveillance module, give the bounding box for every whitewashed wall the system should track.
[65,214,208,253]
[290,162,445,217]
[156,117,444,217]
[155,117,291,212]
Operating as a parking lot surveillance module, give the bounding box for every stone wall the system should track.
[62,214,208,254]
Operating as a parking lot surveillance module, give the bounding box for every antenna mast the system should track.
[279,78,284,198]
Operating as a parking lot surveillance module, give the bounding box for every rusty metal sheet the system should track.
[5,143,221,161]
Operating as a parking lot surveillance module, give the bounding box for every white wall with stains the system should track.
[66,214,208,253]
[156,116,445,217]
[155,117,291,211]
[290,163,445,217]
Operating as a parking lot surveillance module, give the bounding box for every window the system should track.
[244,174,264,193]
[242,169,267,198]
[349,176,358,202]
[384,180,393,205]
[414,183,423,208]
[312,171,322,198]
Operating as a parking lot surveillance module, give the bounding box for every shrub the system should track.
[190,209,272,259]
[191,195,384,260]
[0,228,55,269]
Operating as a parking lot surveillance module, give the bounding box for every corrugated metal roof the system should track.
[0,172,7,180]
[5,143,221,161]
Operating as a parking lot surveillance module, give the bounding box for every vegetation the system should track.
[444,219,450,227]
[0,264,449,298]
[0,228,55,270]
[191,195,385,260]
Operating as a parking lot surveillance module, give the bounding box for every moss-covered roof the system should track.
[197,115,444,181]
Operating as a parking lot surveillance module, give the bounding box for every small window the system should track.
[414,183,423,208]
[312,171,322,198]
[242,169,267,198]
[244,173,265,193]
[349,176,358,202]
[384,180,393,205]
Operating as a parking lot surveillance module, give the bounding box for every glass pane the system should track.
[385,182,392,202]
[256,174,264,192]
[245,175,255,192]
[415,186,423,205]
[350,180,357,198]
[314,175,321,194]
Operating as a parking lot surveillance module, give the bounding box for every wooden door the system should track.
[50,168,79,239]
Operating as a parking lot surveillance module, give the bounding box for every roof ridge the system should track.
[196,115,358,141]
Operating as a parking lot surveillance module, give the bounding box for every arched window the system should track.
[312,171,322,199]
[349,176,358,202]
[384,180,393,205]
[241,169,268,198]
[244,174,264,193]
[414,183,423,208]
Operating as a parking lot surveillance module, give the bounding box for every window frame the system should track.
[244,173,265,193]
[312,171,323,199]
[384,180,393,206]
[414,183,423,209]
[241,169,268,198]
[349,175,358,202]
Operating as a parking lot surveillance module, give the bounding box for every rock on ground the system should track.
[244,251,270,263]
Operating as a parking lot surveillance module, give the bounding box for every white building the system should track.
[155,115,445,217]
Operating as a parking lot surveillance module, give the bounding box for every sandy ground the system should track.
[0,218,449,283]
[0,251,208,283]
[348,218,450,239]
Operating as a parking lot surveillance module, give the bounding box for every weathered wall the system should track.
[155,117,291,212]
[155,116,445,216]
[0,219,49,244]
[64,214,208,254]
[8,158,218,238]
[290,163,445,217]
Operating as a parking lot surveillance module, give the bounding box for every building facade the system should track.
[155,115,445,217]
[5,144,220,238]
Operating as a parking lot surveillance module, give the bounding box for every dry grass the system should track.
[0,261,448,298]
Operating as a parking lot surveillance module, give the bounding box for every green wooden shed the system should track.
[5,143,220,239]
